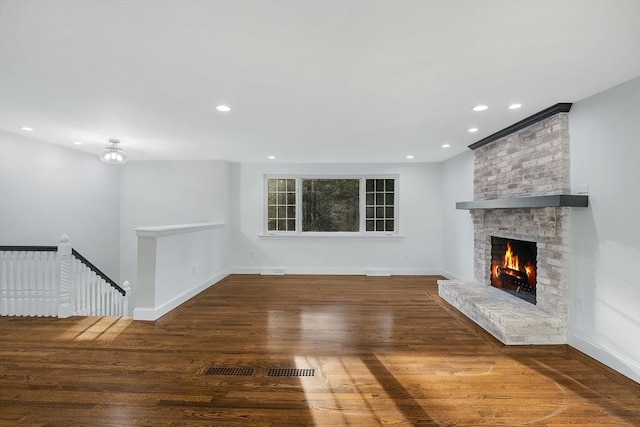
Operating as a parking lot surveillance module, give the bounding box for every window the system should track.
[302,179,359,232]
[265,175,398,235]
[365,178,395,232]
[267,178,296,232]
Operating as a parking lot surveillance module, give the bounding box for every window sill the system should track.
[258,233,404,240]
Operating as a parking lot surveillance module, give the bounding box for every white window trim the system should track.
[263,174,399,238]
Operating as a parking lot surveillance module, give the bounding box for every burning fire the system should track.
[504,242,519,270]
[492,242,536,287]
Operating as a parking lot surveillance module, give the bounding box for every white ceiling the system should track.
[1,0,639,163]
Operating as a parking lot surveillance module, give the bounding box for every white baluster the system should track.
[8,252,16,316]
[21,252,28,316]
[27,251,33,315]
[43,251,50,317]
[90,272,96,316]
[25,252,30,316]
[49,250,57,317]
[35,252,42,316]
[95,274,100,316]
[96,274,101,316]
[0,251,10,316]
[87,269,92,316]
[57,235,73,318]
[17,252,24,316]
[101,277,106,316]
[48,251,55,316]
[80,266,86,315]
[73,258,81,315]
[16,251,24,316]
[107,288,112,316]
[0,251,8,315]
[86,270,91,316]
[29,251,36,316]
[44,251,51,317]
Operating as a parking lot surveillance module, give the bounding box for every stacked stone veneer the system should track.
[439,113,572,345]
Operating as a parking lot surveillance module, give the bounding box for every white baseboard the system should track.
[365,268,391,276]
[568,331,640,384]
[231,267,261,274]
[391,268,444,276]
[260,267,285,275]
[133,269,230,321]
[439,268,470,281]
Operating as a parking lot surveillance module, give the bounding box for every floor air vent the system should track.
[204,367,255,376]
[267,368,315,377]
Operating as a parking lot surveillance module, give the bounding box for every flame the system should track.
[503,242,520,270]
[492,263,500,279]
[524,262,537,287]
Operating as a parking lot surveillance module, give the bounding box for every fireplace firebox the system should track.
[490,236,537,304]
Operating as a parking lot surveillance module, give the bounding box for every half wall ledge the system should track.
[438,280,566,345]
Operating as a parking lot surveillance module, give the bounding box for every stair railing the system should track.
[0,235,129,317]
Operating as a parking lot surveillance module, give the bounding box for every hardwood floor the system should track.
[1,275,638,426]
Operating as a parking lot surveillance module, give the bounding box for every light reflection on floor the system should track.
[57,316,132,341]
[289,351,573,424]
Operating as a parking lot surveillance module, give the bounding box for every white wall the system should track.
[119,160,231,308]
[569,76,640,383]
[230,162,443,274]
[0,131,120,280]
[440,150,474,280]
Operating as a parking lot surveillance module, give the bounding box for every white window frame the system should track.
[263,174,399,237]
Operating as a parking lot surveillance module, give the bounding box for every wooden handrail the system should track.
[0,245,57,252]
[71,249,126,296]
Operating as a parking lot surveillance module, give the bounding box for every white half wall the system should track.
[569,76,640,383]
[119,160,231,309]
[0,131,120,280]
[230,162,443,275]
[133,223,228,321]
[440,150,474,281]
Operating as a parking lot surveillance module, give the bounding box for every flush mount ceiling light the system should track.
[99,138,128,164]
[472,105,488,112]
[406,155,415,159]
[267,155,276,160]
[216,105,231,112]
[509,103,522,110]
[20,126,33,131]
[468,127,479,133]
[73,141,83,145]
[442,144,451,148]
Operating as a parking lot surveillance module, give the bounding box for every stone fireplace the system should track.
[439,104,588,345]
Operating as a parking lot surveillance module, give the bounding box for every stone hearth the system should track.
[439,107,577,345]
[438,280,565,344]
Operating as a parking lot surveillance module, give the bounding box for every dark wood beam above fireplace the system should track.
[456,195,588,210]
[468,103,573,150]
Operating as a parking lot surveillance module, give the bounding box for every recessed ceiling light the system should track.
[468,127,479,133]
[20,126,33,131]
[442,144,451,148]
[472,105,488,112]
[268,155,276,160]
[73,141,83,145]
[216,105,231,112]
[406,155,415,159]
[509,103,522,110]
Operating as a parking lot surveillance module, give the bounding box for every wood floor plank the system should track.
[0,274,638,426]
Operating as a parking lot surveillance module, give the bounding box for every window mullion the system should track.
[359,177,365,233]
